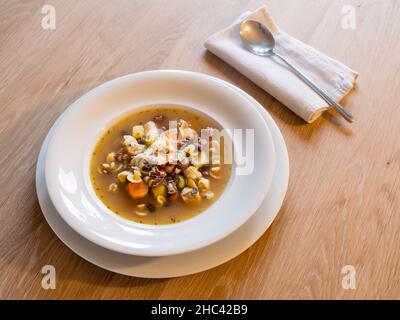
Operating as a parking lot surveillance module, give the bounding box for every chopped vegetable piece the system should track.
[144,121,159,146]
[174,175,185,189]
[106,152,116,163]
[165,164,175,174]
[186,178,197,189]
[127,180,149,199]
[132,125,145,139]
[198,178,210,191]
[184,166,202,180]
[181,187,201,204]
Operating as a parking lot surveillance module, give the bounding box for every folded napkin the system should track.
[204,6,358,123]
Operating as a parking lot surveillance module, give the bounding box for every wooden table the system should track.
[1,0,399,299]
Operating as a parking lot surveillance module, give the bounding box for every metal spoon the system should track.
[240,20,354,123]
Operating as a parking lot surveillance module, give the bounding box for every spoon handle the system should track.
[273,52,355,123]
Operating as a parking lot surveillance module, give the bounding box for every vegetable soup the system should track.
[90,105,232,225]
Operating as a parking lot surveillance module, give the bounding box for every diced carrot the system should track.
[127,181,148,199]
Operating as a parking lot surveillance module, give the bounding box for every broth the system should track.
[90,105,232,225]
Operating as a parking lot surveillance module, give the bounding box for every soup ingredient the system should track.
[155,195,168,207]
[149,167,167,187]
[186,178,197,189]
[108,183,118,192]
[174,175,185,190]
[198,178,210,191]
[127,171,149,199]
[117,170,133,183]
[178,119,197,140]
[152,184,166,198]
[146,203,156,212]
[135,204,149,216]
[106,152,116,163]
[144,121,159,146]
[165,164,175,174]
[184,166,202,180]
[128,181,149,199]
[132,125,145,139]
[123,135,145,155]
[181,187,201,205]
[166,180,179,203]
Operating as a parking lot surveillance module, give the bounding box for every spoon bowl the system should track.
[240,20,275,56]
[239,19,355,123]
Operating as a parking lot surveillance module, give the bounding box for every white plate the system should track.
[44,70,275,256]
[36,84,289,278]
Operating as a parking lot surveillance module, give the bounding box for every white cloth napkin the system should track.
[204,6,358,123]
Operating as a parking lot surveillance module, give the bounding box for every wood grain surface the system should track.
[1,0,399,299]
